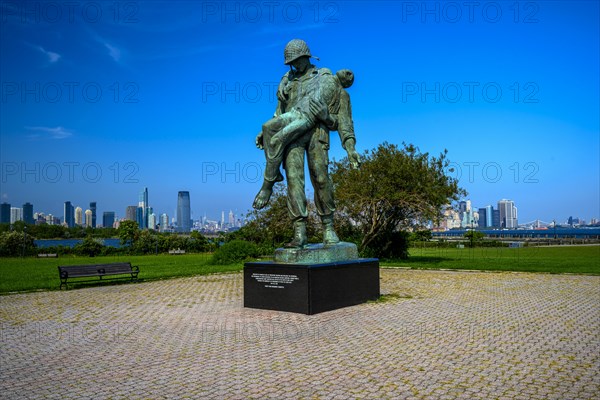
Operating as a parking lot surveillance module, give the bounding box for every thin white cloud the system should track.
[36,46,61,63]
[104,42,122,62]
[26,126,73,140]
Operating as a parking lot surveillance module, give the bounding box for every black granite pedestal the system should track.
[244,258,380,315]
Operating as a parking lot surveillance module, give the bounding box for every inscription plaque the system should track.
[251,273,299,289]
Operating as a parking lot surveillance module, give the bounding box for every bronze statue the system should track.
[254,39,360,248]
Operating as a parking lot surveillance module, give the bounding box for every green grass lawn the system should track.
[1,245,598,294]
[0,253,242,294]
[384,245,600,274]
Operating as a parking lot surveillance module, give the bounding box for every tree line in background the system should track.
[1,143,467,260]
[0,221,217,257]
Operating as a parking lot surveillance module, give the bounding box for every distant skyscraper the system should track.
[22,203,34,224]
[177,191,191,233]
[136,207,144,229]
[74,207,83,226]
[228,210,235,227]
[498,199,518,228]
[492,209,500,228]
[90,202,97,228]
[138,187,148,229]
[125,206,137,221]
[221,211,225,229]
[10,207,22,224]
[85,209,93,227]
[478,208,487,229]
[64,201,74,227]
[160,213,169,232]
[148,213,157,230]
[103,211,116,228]
[0,203,10,224]
[485,205,493,227]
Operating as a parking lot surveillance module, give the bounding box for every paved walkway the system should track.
[1,269,599,399]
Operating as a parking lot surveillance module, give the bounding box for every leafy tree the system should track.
[410,230,433,242]
[133,230,159,254]
[190,231,211,252]
[0,231,36,257]
[11,221,26,232]
[73,236,104,257]
[464,230,485,247]
[331,142,465,258]
[118,220,139,247]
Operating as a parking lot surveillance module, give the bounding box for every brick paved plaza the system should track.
[1,269,599,399]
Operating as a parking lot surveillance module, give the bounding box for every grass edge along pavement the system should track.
[1,245,599,294]
[383,245,600,275]
[0,253,242,294]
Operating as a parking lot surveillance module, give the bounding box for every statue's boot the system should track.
[322,215,340,245]
[285,219,308,248]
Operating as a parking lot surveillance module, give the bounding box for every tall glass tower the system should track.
[177,191,191,233]
[0,203,10,224]
[22,202,34,224]
[138,187,148,229]
[90,202,97,228]
[64,201,74,228]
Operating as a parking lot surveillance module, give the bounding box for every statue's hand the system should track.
[309,98,329,121]
[348,149,361,169]
[277,77,289,102]
[255,132,264,150]
[277,86,288,102]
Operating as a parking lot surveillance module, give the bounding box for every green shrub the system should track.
[0,231,36,257]
[211,240,260,265]
[73,236,104,257]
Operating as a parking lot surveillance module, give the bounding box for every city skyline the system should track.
[1,2,598,224]
[1,190,596,230]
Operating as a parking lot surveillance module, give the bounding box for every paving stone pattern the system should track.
[1,269,599,399]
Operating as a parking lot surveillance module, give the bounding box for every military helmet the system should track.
[284,39,314,65]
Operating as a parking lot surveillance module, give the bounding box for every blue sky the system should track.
[1,0,598,224]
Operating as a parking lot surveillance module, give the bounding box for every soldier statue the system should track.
[254,39,360,248]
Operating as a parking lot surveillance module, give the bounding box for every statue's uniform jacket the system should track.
[275,65,356,221]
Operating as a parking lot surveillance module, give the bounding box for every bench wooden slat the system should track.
[58,262,139,289]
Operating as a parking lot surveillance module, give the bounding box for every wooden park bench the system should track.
[58,262,139,290]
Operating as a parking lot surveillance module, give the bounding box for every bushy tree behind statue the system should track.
[331,142,465,259]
